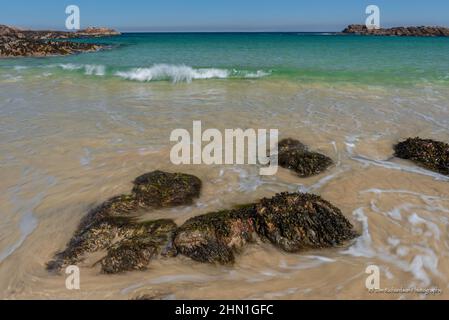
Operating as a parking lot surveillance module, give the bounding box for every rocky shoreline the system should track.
[0,25,120,58]
[47,136,449,275]
[342,24,449,37]
[46,138,357,274]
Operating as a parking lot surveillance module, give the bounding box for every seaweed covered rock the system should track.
[47,194,143,271]
[173,206,257,264]
[278,138,333,177]
[278,138,307,154]
[47,215,137,271]
[77,171,202,232]
[100,219,177,274]
[394,137,449,176]
[47,170,202,272]
[255,192,357,252]
[132,171,202,208]
[77,195,139,233]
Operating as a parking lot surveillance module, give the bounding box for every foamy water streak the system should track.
[0,169,56,263]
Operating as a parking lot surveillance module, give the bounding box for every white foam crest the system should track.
[343,204,445,287]
[115,64,230,83]
[299,167,347,193]
[279,255,336,270]
[84,65,105,76]
[351,154,449,181]
[58,63,82,71]
[361,188,449,202]
[57,63,105,76]
[408,213,441,240]
[238,70,271,78]
[342,207,375,258]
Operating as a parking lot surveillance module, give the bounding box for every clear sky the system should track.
[1,0,449,32]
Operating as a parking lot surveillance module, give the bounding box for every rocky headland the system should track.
[342,24,449,37]
[0,24,120,57]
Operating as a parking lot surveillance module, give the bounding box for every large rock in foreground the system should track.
[278,138,333,177]
[100,219,177,274]
[47,171,202,272]
[394,137,449,176]
[342,24,449,37]
[173,206,256,264]
[47,170,357,273]
[255,193,357,252]
[174,192,357,264]
[133,171,202,208]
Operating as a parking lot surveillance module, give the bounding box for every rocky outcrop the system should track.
[394,137,449,176]
[0,25,22,36]
[100,219,177,274]
[132,171,202,208]
[174,193,357,264]
[278,138,333,177]
[47,167,358,274]
[0,24,120,58]
[254,193,357,252]
[342,24,449,37]
[0,36,101,57]
[75,27,120,38]
[173,205,257,264]
[0,24,120,40]
[46,171,202,272]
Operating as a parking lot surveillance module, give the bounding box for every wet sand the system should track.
[0,77,448,299]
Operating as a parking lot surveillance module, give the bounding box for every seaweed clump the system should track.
[394,137,449,176]
[173,206,257,264]
[100,219,177,274]
[47,171,202,272]
[254,192,358,252]
[173,193,357,265]
[278,138,333,177]
[132,171,202,207]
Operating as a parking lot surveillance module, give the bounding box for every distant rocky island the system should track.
[0,25,120,58]
[342,24,449,37]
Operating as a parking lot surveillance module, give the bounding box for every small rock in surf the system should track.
[394,137,449,176]
[278,138,333,177]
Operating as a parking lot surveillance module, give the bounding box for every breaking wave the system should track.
[115,64,271,83]
[20,63,272,83]
[57,63,106,76]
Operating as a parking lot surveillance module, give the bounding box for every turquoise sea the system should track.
[1,33,449,85]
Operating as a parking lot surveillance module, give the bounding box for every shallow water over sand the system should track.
[1,75,449,299]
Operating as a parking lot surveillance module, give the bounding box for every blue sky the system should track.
[1,1,449,31]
